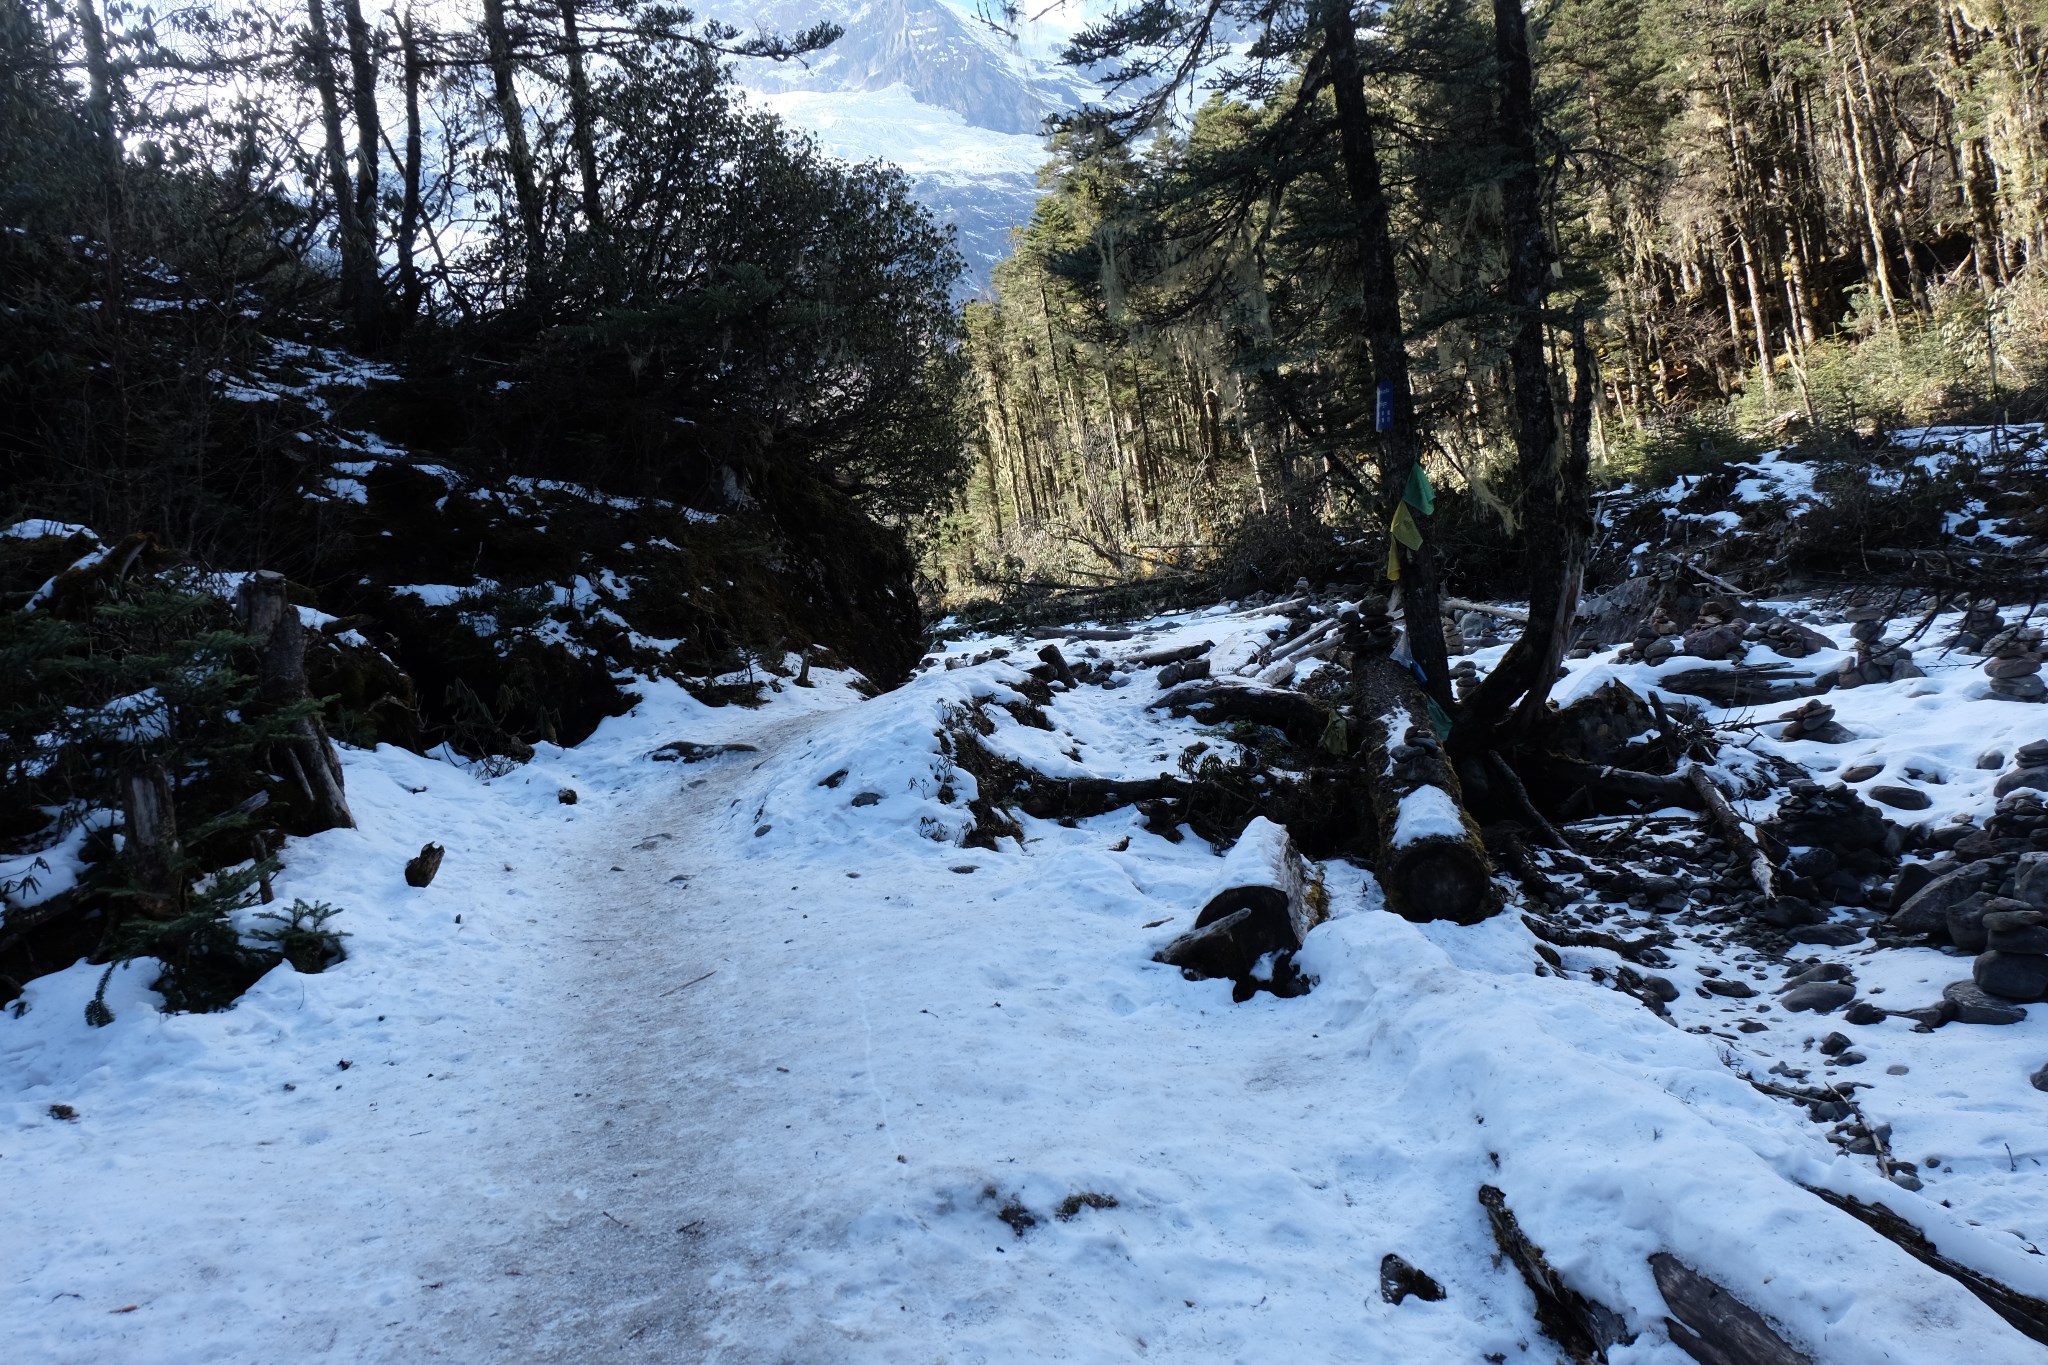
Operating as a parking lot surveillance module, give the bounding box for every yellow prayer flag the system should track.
[1390,501,1423,550]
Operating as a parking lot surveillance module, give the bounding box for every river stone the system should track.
[1780,981,1856,1013]
[2017,740,2048,767]
[1942,981,2027,1024]
[1986,909,2048,954]
[1684,624,1745,660]
[2016,853,2048,908]
[1889,861,2000,937]
[1947,892,2002,953]
[1842,1000,1888,1026]
[1974,951,2048,1002]
[1995,767,2048,799]
[1992,675,2048,702]
[1789,922,1864,946]
[1702,978,1756,999]
[1840,763,1883,784]
[1869,784,1932,811]
[1985,655,2044,679]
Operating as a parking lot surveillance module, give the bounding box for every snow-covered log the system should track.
[1652,1252,1815,1365]
[1358,657,1495,924]
[1155,818,1321,987]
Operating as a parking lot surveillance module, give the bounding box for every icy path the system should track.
[8,635,2048,1362]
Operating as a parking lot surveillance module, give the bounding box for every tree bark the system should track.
[396,7,425,323]
[237,572,355,832]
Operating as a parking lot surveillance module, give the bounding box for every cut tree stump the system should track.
[1650,1253,1814,1365]
[237,571,354,831]
[1357,657,1495,924]
[404,842,445,888]
[120,762,183,918]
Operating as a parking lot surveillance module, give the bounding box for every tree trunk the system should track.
[1323,1,1451,713]
[396,7,425,323]
[557,0,605,237]
[481,0,548,299]
[237,572,355,832]
[338,0,384,345]
[120,762,183,919]
[306,0,379,345]
[1451,0,1590,755]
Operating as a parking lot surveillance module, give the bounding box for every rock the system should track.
[1943,980,2026,1024]
[1755,896,1825,928]
[557,787,578,805]
[1780,981,1856,1013]
[1994,767,2048,799]
[2032,1063,2048,1093]
[2017,740,2048,767]
[1780,622,1839,654]
[1643,637,1678,663]
[1840,763,1883,783]
[2015,853,2048,907]
[1850,619,1886,641]
[1888,862,1938,910]
[1819,1031,1851,1055]
[1782,962,1853,989]
[1868,784,1932,811]
[1379,1254,1447,1305]
[1842,1000,1888,1026]
[1979,750,2007,770]
[1641,975,1680,1003]
[1834,1050,1867,1065]
[1985,654,2044,679]
[1702,978,1756,999]
[1789,923,1864,946]
[1888,861,1999,937]
[1991,675,2048,703]
[1946,891,1999,952]
[1985,908,2048,953]
[404,842,445,888]
[1788,846,1841,879]
[1157,657,1212,687]
[1684,624,1746,660]
[850,791,883,807]
[1973,950,2048,1001]
[1891,658,1926,681]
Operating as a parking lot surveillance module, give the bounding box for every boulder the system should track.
[1946,891,2000,953]
[1887,860,2000,937]
[1868,784,1931,811]
[1973,950,2048,1002]
[1780,981,1855,1013]
[1942,980,2026,1024]
[1985,908,2048,954]
[1994,767,2048,799]
[2015,852,2048,907]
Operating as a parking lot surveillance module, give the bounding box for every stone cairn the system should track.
[1982,621,2046,703]
[1881,741,2048,1022]
[1832,603,1922,689]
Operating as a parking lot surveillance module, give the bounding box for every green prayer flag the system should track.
[1402,463,1436,516]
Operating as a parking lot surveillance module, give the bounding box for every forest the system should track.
[935,0,2048,605]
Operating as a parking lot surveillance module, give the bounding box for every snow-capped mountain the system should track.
[708,0,1102,289]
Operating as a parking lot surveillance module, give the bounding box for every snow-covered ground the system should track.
[7,604,2048,1362]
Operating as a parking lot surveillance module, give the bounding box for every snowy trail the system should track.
[10,625,2048,1363]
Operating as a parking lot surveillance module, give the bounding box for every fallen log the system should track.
[1544,757,1703,812]
[1357,656,1495,924]
[1442,596,1532,623]
[1478,1185,1634,1360]
[1685,766,1778,901]
[1150,679,1331,748]
[1650,1253,1814,1365]
[1128,640,1211,668]
[1028,626,1136,641]
[1804,1187,2048,1347]
[1156,818,1319,992]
